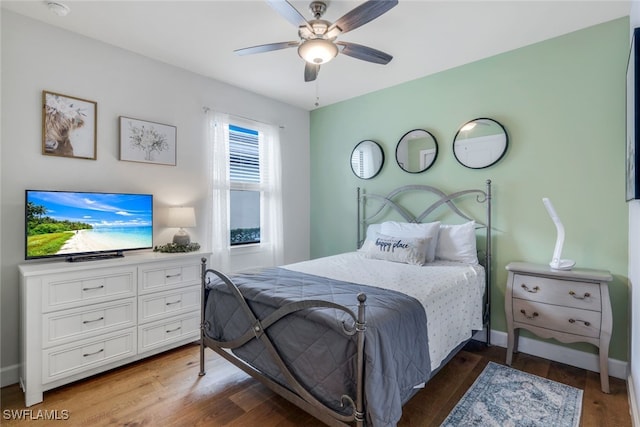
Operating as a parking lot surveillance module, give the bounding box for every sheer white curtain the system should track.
[257,121,284,267]
[207,110,231,272]
[206,110,284,272]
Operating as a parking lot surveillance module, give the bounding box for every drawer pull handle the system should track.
[83,317,104,324]
[166,273,182,278]
[521,284,540,293]
[83,348,104,357]
[520,309,539,319]
[166,300,182,306]
[166,326,181,333]
[82,285,105,291]
[569,318,591,327]
[569,291,591,300]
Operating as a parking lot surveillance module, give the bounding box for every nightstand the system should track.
[504,261,613,393]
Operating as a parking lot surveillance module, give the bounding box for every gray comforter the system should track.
[203,267,431,427]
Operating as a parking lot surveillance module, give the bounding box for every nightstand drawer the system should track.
[513,274,601,311]
[513,299,601,338]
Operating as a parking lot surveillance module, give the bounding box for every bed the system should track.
[198,180,493,427]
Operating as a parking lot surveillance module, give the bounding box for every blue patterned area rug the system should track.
[440,362,583,427]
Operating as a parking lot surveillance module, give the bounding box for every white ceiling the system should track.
[1,0,631,111]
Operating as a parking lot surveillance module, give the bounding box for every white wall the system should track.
[630,3,640,425]
[0,11,311,386]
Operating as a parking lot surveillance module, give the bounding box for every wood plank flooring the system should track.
[1,341,631,426]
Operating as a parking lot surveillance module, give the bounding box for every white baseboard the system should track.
[628,374,640,427]
[487,329,627,380]
[1,363,20,388]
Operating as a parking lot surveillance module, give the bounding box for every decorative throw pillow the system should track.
[359,232,431,266]
[380,221,441,263]
[436,221,478,264]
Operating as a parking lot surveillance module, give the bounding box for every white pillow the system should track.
[436,221,478,264]
[380,221,441,262]
[365,223,382,240]
[359,232,431,266]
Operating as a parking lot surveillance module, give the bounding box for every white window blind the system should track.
[229,124,259,183]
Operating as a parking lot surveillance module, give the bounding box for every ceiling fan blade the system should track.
[304,63,320,82]
[266,0,313,32]
[336,41,392,64]
[234,41,299,56]
[329,0,398,35]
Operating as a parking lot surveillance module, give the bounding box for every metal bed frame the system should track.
[198,180,492,427]
[357,179,493,344]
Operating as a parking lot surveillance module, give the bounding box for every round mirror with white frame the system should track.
[453,118,508,169]
[395,129,438,173]
[350,139,384,179]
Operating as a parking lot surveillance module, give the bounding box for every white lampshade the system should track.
[167,207,196,245]
[167,207,196,228]
[298,39,338,64]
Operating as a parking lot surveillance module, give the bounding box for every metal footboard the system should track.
[198,258,367,427]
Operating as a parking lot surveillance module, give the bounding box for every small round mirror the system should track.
[395,129,438,173]
[453,118,508,169]
[350,140,384,179]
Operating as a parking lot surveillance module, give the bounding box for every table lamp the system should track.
[167,207,196,245]
[542,198,575,270]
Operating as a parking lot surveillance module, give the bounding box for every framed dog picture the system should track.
[42,91,97,160]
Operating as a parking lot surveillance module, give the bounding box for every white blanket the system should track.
[283,252,485,371]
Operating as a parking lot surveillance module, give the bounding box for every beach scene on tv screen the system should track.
[26,191,153,258]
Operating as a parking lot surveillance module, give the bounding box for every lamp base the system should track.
[172,229,191,245]
[549,259,575,271]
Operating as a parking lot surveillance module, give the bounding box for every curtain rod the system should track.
[202,106,284,129]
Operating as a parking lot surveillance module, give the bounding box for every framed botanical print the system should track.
[119,116,177,166]
[42,91,97,160]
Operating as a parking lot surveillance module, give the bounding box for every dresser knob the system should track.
[520,309,539,319]
[521,284,540,293]
[569,318,591,327]
[569,291,591,300]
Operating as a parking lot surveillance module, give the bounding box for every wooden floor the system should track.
[1,341,631,426]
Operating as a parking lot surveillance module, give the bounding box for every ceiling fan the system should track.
[234,0,398,82]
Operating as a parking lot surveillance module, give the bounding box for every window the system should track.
[208,111,284,272]
[229,125,261,246]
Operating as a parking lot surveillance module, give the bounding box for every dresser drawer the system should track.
[512,274,602,311]
[43,298,136,348]
[138,313,199,353]
[42,267,136,313]
[138,261,200,294]
[513,299,602,338]
[42,329,136,384]
[138,286,200,324]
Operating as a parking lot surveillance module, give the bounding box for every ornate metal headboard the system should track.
[357,179,493,344]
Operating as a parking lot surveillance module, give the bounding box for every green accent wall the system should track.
[310,17,629,361]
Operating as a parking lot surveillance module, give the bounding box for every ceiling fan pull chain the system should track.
[315,80,320,107]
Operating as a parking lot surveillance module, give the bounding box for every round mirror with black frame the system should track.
[453,118,508,169]
[350,139,384,179]
[395,129,438,173]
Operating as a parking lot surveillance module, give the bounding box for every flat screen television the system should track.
[26,190,153,262]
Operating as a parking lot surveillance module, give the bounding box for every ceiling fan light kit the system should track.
[235,0,398,82]
[298,39,338,64]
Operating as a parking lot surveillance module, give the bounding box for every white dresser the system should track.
[19,251,210,406]
[504,261,613,393]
